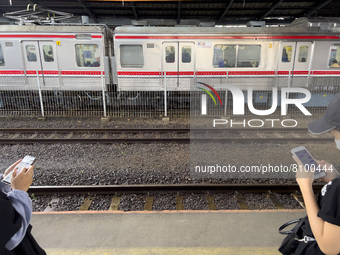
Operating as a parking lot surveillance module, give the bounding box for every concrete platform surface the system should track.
[31,210,306,255]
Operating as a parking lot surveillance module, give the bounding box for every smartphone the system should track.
[2,155,36,184]
[291,146,325,179]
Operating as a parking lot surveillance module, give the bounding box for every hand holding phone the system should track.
[2,155,36,184]
[291,146,326,179]
[11,165,34,192]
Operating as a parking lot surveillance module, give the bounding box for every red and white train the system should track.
[0,19,339,108]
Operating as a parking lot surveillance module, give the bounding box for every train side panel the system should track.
[0,25,111,92]
[113,26,340,110]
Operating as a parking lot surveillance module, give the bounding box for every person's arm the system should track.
[5,189,32,250]
[4,165,34,250]
[294,157,340,254]
[298,180,340,254]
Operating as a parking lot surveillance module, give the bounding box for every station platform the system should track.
[31,209,306,255]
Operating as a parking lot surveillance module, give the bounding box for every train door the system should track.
[162,42,195,90]
[277,41,313,87]
[22,41,60,88]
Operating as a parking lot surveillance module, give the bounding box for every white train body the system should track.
[0,25,113,91]
[0,23,339,107]
[113,26,340,97]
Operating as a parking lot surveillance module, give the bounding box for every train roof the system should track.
[0,24,106,34]
[114,25,340,36]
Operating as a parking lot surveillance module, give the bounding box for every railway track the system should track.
[0,128,333,144]
[29,183,323,212]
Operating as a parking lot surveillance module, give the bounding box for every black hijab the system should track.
[0,191,22,254]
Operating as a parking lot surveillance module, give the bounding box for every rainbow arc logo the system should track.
[196,82,223,106]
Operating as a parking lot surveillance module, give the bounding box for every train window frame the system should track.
[0,44,4,66]
[26,45,38,62]
[237,45,261,68]
[42,45,54,63]
[282,46,292,63]
[213,44,236,68]
[298,46,309,63]
[120,44,144,68]
[165,46,175,63]
[75,44,100,68]
[181,46,191,63]
[213,44,260,68]
[329,44,340,68]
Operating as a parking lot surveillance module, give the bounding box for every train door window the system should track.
[237,45,260,68]
[120,45,143,68]
[182,46,191,63]
[0,44,4,66]
[43,45,54,62]
[75,44,100,67]
[26,45,37,62]
[165,46,175,63]
[298,46,308,62]
[282,46,292,62]
[329,45,340,68]
[213,45,236,68]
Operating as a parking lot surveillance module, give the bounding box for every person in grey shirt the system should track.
[0,160,46,255]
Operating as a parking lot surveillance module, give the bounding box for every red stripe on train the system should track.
[0,35,102,39]
[2,70,340,76]
[0,70,104,75]
[115,35,340,40]
[117,71,304,76]
[116,70,340,76]
[312,70,340,75]
[61,71,103,75]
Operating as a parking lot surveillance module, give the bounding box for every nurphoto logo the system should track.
[197,83,312,128]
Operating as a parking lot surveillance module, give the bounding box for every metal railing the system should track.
[0,71,338,118]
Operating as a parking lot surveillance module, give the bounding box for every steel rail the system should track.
[0,128,332,144]
[28,183,324,195]
[0,138,332,144]
[0,127,322,132]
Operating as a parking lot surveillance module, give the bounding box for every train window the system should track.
[120,45,144,68]
[213,45,236,67]
[329,45,340,68]
[43,45,54,62]
[182,46,191,63]
[237,45,260,68]
[298,46,308,62]
[213,45,259,68]
[282,46,292,62]
[165,46,175,63]
[75,44,100,67]
[26,45,37,62]
[0,44,4,66]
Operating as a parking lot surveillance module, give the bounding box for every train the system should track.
[0,18,340,112]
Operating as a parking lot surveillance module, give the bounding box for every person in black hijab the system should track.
[0,160,46,255]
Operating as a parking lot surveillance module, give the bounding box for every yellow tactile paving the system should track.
[45,247,280,255]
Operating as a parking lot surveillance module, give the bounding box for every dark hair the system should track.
[333,59,338,64]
